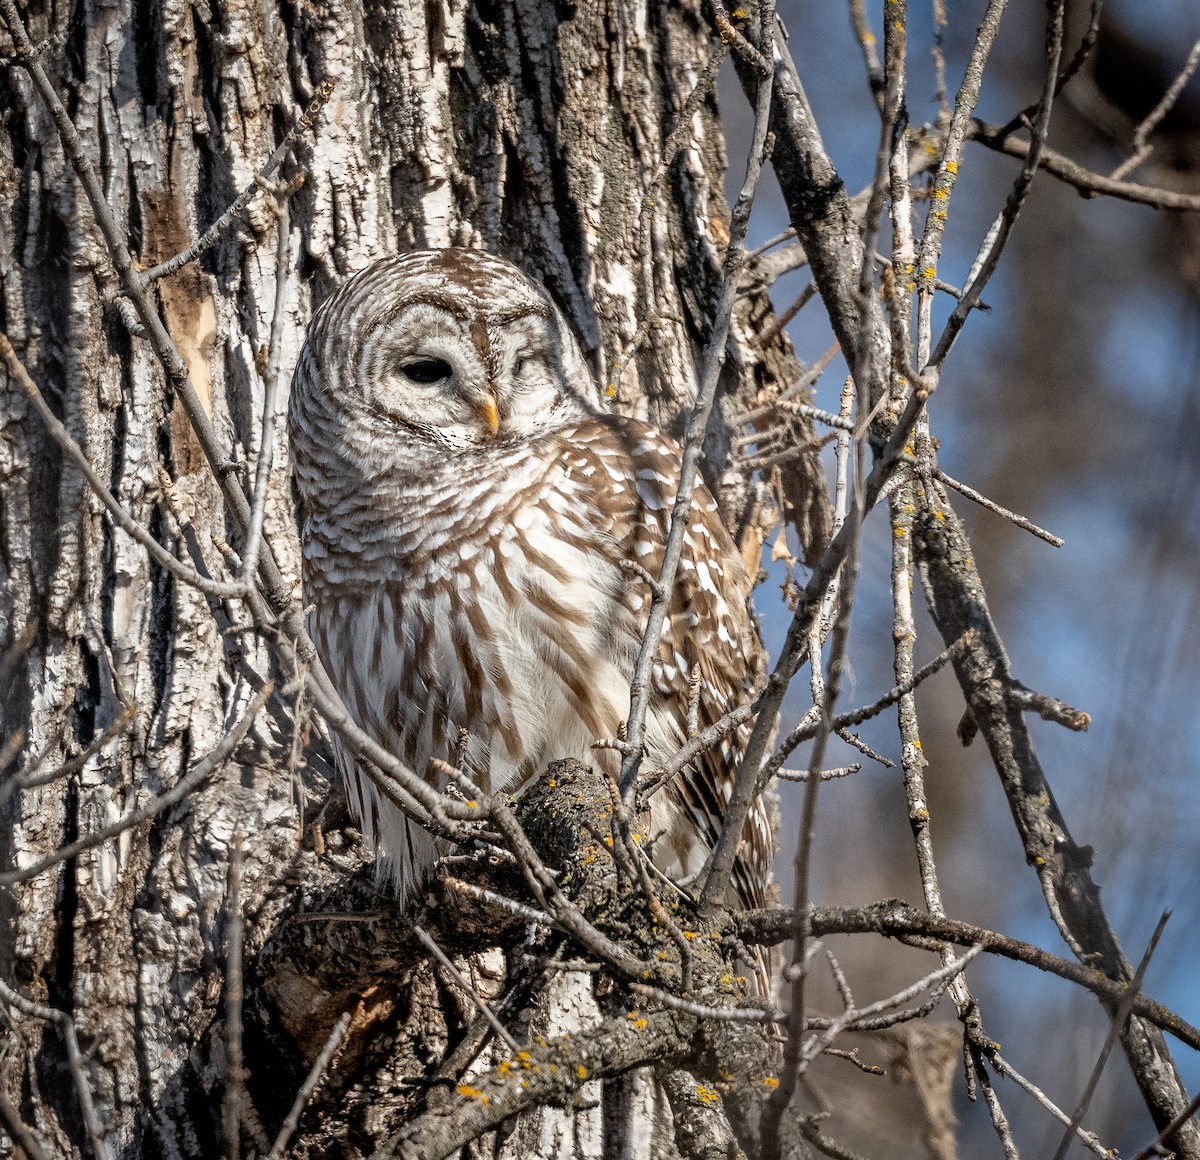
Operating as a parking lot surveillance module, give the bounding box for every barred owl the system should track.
[289,248,773,913]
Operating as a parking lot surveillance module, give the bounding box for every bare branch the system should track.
[1131,1089,1200,1160]
[374,1009,699,1160]
[441,878,552,926]
[238,196,292,584]
[739,902,1200,1054]
[0,1089,52,1160]
[1006,684,1091,732]
[969,117,1200,211]
[990,1053,1111,1158]
[759,629,974,786]
[912,0,1010,363]
[1,704,136,807]
[929,0,1067,368]
[798,1115,874,1160]
[774,765,860,783]
[847,0,884,107]
[412,924,521,1053]
[0,0,306,624]
[223,833,246,1160]
[266,1013,352,1160]
[1050,911,1171,1160]
[712,4,771,76]
[0,334,248,599]
[142,84,332,283]
[1110,37,1200,181]
[977,1058,1021,1160]
[936,468,1064,547]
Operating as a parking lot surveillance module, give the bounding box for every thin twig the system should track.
[0,705,136,808]
[913,0,1011,364]
[1007,684,1090,732]
[629,982,774,1023]
[619,5,774,798]
[799,1115,874,1160]
[441,878,552,926]
[734,349,846,432]
[748,226,795,258]
[223,834,246,1160]
[848,0,884,107]
[991,0,1103,140]
[412,925,521,1053]
[0,1089,52,1160]
[1110,37,1200,181]
[930,0,1066,368]
[0,0,308,626]
[712,3,771,75]
[0,334,248,599]
[239,196,292,583]
[637,688,764,803]
[969,117,1200,211]
[0,979,111,1160]
[936,468,1063,546]
[888,464,995,1108]
[756,280,817,346]
[266,1013,352,1160]
[629,946,976,1034]
[758,632,971,789]
[1130,1088,1200,1160]
[990,1053,1111,1158]
[739,901,1200,1054]
[795,947,983,1071]
[931,0,949,117]
[143,85,332,283]
[774,765,860,783]
[975,1054,1021,1160]
[1050,911,1172,1160]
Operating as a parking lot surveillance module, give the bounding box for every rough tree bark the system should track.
[0,2,823,1157]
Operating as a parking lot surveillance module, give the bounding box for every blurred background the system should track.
[723,0,1200,1152]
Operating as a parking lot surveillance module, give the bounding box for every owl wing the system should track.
[564,415,775,912]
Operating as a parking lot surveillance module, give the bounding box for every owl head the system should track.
[290,249,599,473]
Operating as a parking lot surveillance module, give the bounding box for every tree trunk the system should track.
[0,2,819,1156]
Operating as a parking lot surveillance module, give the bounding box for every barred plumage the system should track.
[289,248,774,910]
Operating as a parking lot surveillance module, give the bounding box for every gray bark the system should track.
[0,2,821,1156]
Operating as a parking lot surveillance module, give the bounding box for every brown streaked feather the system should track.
[289,249,776,922]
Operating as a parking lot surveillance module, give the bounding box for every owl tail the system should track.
[342,756,440,903]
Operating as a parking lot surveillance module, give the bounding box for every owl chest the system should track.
[340,500,643,787]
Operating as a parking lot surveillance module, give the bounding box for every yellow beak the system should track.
[477,392,500,436]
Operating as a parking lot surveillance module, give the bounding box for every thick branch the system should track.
[376,1009,695,1160]
[737,901,1200,1055]
[969,118,1200,212]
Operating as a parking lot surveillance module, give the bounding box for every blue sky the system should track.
[724,0,1200,1150]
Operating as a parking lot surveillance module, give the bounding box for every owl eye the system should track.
[401,358,453,385]
[513,354,541,381]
